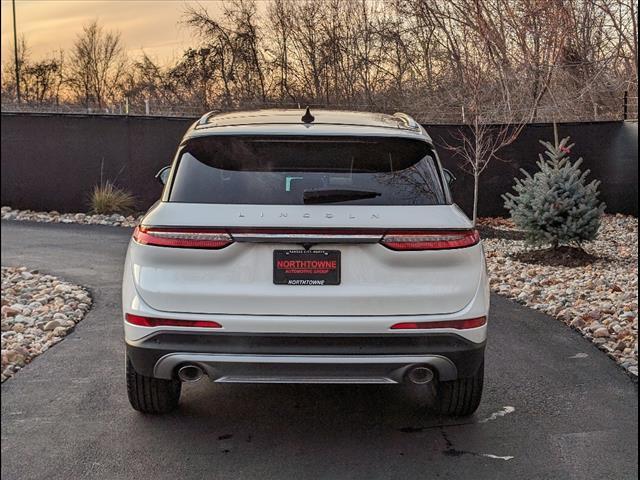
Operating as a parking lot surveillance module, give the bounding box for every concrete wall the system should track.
[1,113,637,216]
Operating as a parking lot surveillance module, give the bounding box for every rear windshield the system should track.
[168,136,447,205]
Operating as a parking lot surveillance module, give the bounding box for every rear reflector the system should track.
[125,313,222,329]
[133,226,233,249]
[381,229,480,250]
[390,317,486,330]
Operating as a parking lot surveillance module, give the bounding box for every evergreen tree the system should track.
[503,137,606,248]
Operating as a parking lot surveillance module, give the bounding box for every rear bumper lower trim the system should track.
[153,353,458,383]
[126,332,485,383]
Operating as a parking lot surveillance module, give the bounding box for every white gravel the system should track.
[481,214,638,377]
[1,266,92,382]
[2,206,142,227]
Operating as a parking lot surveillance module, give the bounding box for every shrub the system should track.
[502,136,605,248]
[90,181,136,215]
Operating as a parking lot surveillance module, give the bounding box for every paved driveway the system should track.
[1,221,637,480]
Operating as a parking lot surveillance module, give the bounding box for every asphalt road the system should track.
[1,221,638,480]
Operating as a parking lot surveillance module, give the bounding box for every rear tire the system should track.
[126,358,181,414]
[436,361,484,416]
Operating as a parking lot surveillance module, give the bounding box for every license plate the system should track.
[273,250,341,285]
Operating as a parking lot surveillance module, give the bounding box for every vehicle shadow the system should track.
[117,381,512,479]
[130,381,478,446]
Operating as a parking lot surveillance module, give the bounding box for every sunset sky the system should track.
[0,0,228,66]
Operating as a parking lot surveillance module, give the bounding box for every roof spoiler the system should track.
[392,112,421,132]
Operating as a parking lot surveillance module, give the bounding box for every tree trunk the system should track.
[472,172,479,225]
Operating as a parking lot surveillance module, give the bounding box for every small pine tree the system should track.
[503,136,606,248]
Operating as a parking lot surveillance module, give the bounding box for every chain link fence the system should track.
[1,93,637,123]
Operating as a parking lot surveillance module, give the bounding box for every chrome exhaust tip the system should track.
[407,366,434,385]
[177,364,204,383]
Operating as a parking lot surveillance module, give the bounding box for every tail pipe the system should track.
[177,364,204,383]
[406,366,435,385]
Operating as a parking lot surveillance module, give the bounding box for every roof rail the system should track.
[392,112,421,131]
[196,111,217,126]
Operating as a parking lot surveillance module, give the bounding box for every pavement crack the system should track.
[398,421,475,433]
[440,427,514,461]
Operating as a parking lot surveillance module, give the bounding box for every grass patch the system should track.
[90,182,136,215]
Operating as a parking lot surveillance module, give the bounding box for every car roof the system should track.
[184,109,432,142]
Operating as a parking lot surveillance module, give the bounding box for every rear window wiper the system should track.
[303,188,382,204]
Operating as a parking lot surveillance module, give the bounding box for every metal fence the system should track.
[2,93,637,124]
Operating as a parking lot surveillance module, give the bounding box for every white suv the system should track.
[123,109,489,416]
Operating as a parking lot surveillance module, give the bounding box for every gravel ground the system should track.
[480,214,638,377]
[1,206,142,227]
[1,266,92,382]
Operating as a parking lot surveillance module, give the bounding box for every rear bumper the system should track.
[126,332,485,383]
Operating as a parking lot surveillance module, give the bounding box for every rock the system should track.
[593,327,610,338]
[584,310,603,322]
[614,341,628,351]
[43,320,61,331]
[5,348,27,367]
[1,306,20,317]
[589,322,604,332]
[52,326,67,337]
[53,284,71,294]
[570,317,586,329]
[13,315,34,326]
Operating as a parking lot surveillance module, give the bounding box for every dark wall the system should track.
[1,113,637,216]
[431,121,638,216]
[1,113,193,214]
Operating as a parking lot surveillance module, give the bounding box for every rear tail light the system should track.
[381,229,480,250]
[390,317,486,330]
[133,226,233,249]
[125,313,222,328]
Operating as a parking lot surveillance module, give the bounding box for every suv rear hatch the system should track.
[130,135,483,316]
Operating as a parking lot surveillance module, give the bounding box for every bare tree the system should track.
[2,0,636,120]
[593,0,638,84]
[24,55,65,104]
[442,46,557,223]
[1,37,29,102]
[266,0,296,102]
[446,116,528,223]
[68,20,127,108]
[184,0,267,108]
[1,38,65,105]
